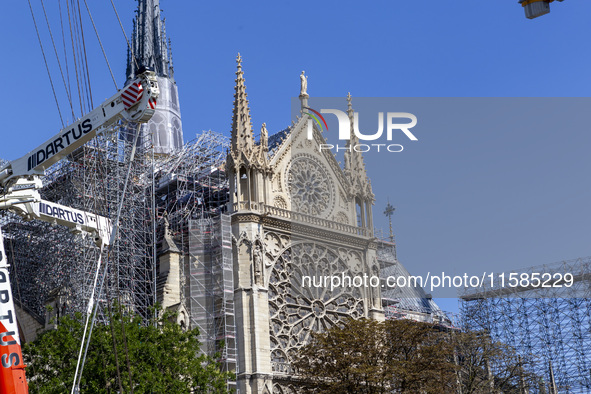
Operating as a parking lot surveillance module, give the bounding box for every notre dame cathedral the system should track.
[226,54,384,393]
[153,52,443,393]
[8,2,445,393]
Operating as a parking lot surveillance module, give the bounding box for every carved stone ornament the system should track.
[268,242,364,370]
[287,156,333,217]
[335,211,349,225]
[273,196,287,210]
[299,71,308,97]
[253,240,264,286]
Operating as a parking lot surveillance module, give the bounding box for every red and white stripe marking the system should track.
[121,82,144,110]
[148,98,157,110]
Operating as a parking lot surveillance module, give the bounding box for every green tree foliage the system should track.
[293,318,455,393]
[22,307,234,393]
[293,318,391,393]
[382,319,456,393]
[454,331,538,394]
[293,318,538,394]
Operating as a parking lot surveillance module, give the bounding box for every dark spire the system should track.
[126,0,172,82]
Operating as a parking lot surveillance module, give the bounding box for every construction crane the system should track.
[0,67,159,394]
[519,0,565,19]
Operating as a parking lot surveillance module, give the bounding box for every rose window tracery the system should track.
[268,242,364,372]
[287,157,332,216]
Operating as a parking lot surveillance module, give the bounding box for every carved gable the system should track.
[268,115,356,225]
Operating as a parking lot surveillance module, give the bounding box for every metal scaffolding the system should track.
[188,215,236,374]
[153,130,236,375]
[1,123,156,320]
[460,257,591,393]
[154,130,229,231]
[2,126,235,386]
[153,130,229,305]
[376,238,455,327]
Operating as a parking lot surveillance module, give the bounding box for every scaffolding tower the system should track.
[0,123,156,321]
[154,130,229,231]
[153,130,236,376]
[153,130,229,305]
[460,257,591,393]
[188,215,236,373]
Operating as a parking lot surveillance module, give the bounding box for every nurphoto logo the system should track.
[304,106,418,153]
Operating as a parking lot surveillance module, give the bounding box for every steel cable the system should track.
[40,0,75,121]
[27,0,65,127]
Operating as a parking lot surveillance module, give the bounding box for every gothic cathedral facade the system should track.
[227,55,384,393]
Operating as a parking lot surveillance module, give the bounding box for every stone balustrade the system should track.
[231,201,370,237]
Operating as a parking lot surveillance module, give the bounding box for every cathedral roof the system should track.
[267,127,290,153]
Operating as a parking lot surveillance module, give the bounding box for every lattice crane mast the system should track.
[0,68,159,394]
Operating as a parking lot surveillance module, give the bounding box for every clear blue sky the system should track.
[1,1,590,313]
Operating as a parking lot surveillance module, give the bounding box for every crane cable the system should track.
[69,0,90,113]
[98,130,125,392]
[105,286,125,393]
[110,0,139,70]
[100,3,141,386]
[112,127,137,393]
[82,0,118,90]
[58,0,74,120]
[27,0,65,128]
[65,0,84,116]
[74,0,93,110]
[70,242,104,394]
[96,127,124,392]
[39,0,75,121]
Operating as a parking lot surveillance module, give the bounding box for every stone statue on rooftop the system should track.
[300,71,308,97]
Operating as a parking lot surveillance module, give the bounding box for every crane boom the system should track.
[0,68,159,393]
[0,227,27,394]
[0,68,159,185]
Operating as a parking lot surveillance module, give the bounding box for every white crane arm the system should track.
[0,69,159,185]
[0,175,111,247]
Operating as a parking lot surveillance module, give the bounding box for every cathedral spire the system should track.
[344,93,373,200]
[344,93,364,173]
[124,0,183,155]
[126,0,172,82]
[346,92,361,147]
[231,54,255,157]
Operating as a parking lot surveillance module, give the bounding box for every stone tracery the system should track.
[286,156,333,216]
[267,239,365,371]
